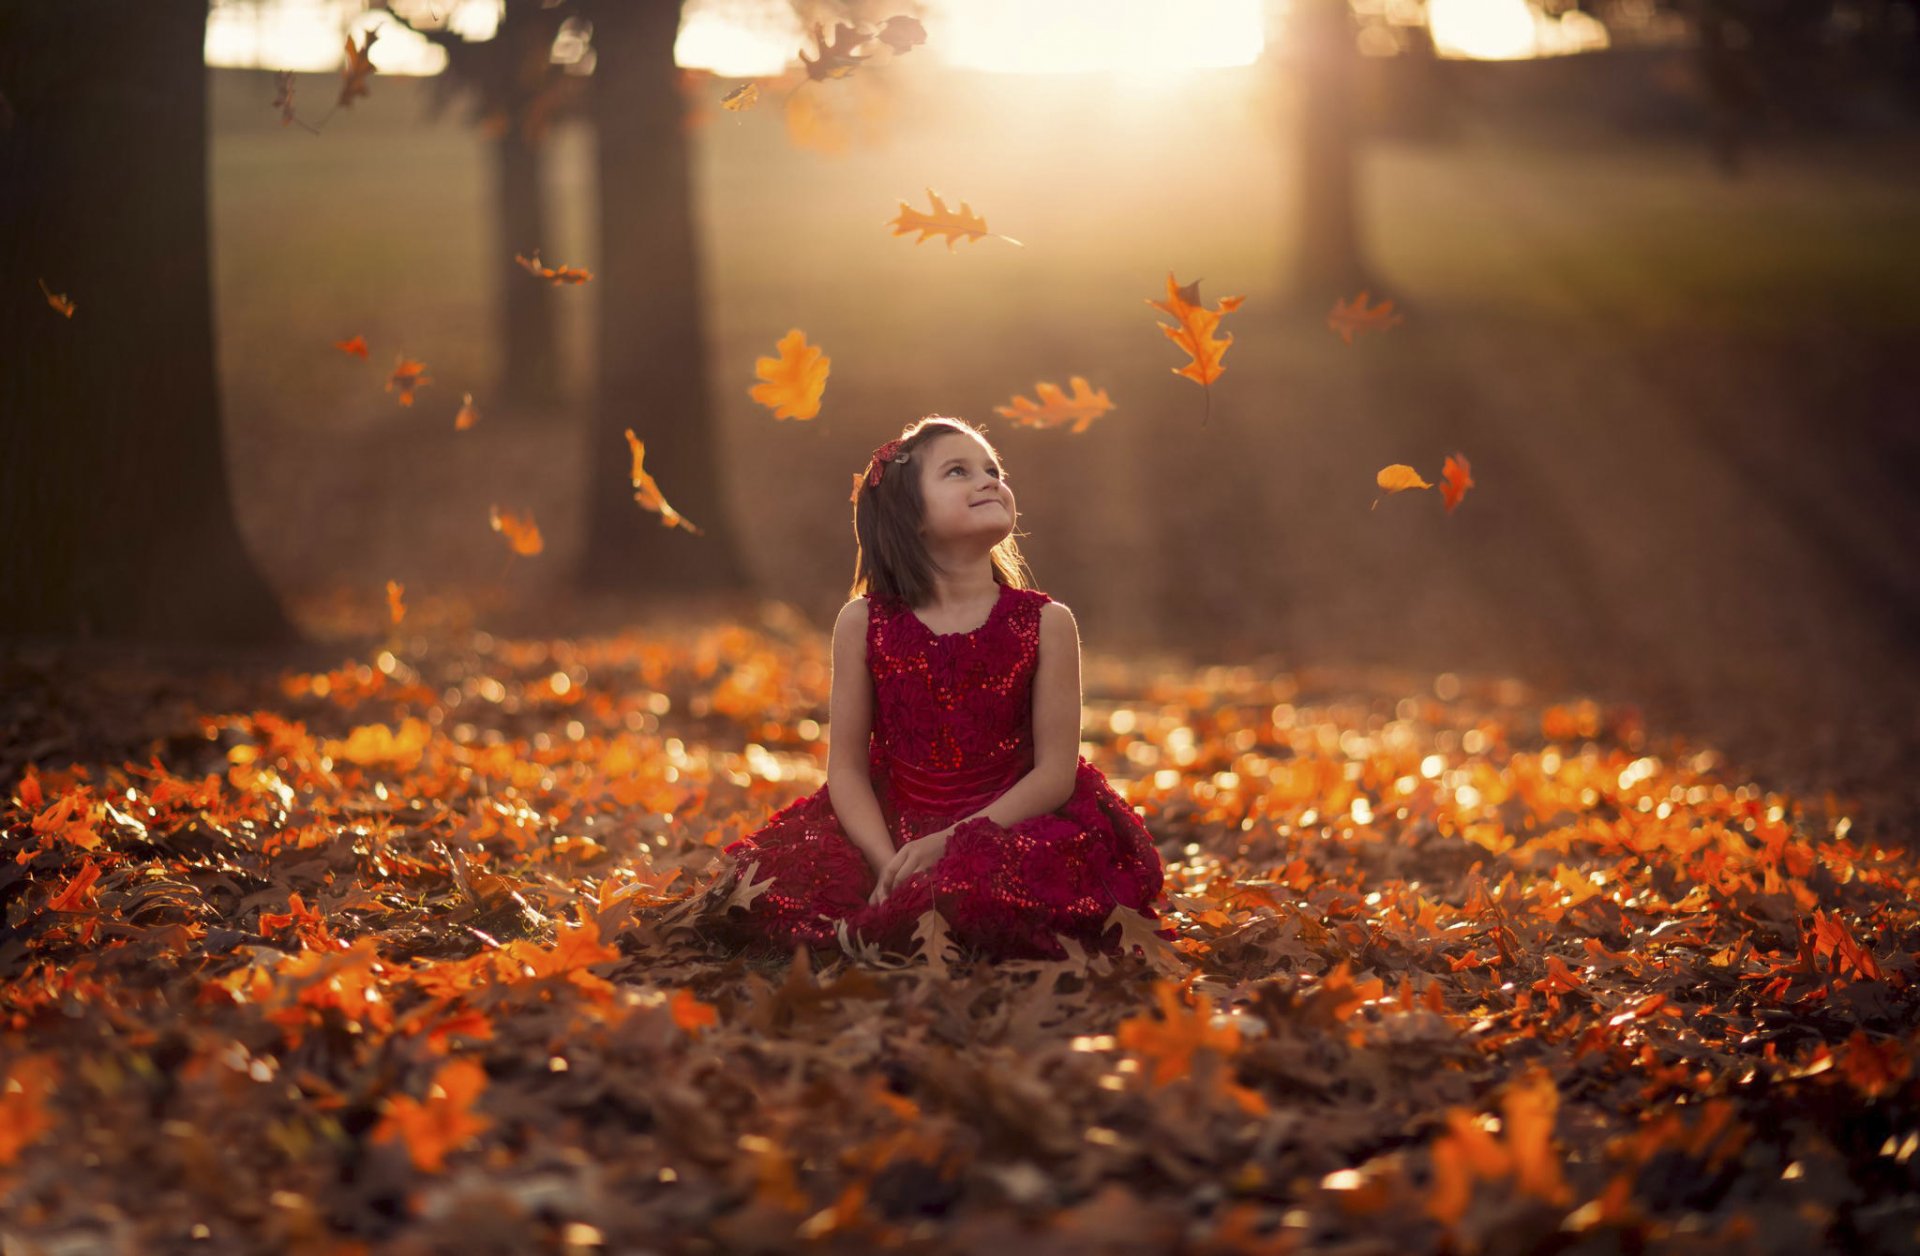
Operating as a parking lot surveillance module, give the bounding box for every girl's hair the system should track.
[849,415,1032,605]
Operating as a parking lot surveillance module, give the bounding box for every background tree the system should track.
[0,0,294,646]
[574,2,750,596]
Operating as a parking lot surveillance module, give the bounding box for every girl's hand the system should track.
[869,825,954,905]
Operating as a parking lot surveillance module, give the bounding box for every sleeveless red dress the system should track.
[711,583,1168,962]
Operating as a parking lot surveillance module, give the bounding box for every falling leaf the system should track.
[271,71,297,126]
[1440,453,1474,513]
[993,378,1115,433]
[489,506,543,556]
[386,580,405,628]
[338,29,378,110]
[1146,272,1243,421]
[750,329,830,421]
[875,16,928,54]
[333,334,369,359]
[1328,290,1404,345]
[454,392,479,431]
[514,251,593,285]
[886,189,1016,250]
[37,278,75,319]
[1375,464,1432,494]
[386,356,431,406]
[370,1056,492,1174]
[624,429,703,535]
[800,22,870,81]
[720,83,759,112]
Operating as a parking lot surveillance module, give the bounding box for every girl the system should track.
[704,415,1168,962]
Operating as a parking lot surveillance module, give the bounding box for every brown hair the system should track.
[849,415,1032,606]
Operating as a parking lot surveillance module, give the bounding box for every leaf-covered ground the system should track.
[3,597,1918,1254]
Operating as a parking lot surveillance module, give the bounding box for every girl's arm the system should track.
[957,600,1082,829]
[824,598,896,870]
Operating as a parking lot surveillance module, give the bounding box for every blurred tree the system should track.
[0,0,296,645]
[574,2,750,594]
[377,0,583,408]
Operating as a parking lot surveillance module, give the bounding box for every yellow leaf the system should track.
[887,189,989,250]
[1375,464,1432,493]
[993,377,1115,433]
[623,429,703,534]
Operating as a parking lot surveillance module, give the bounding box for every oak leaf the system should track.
[1146,272,1243,421]
[371,1056,491,1174]
[386,356,430,406]
[333,334,369,359]
[488,505,544,556]
[993,377,1115,433]
[801,22,870,81]
[887,188,1019,249]
[514,250,593,285]
[1328,290,1404,345]
[623,429,702,534]
[1439,452,1474,512]
[750,328,829,421]
[338,29,378,110]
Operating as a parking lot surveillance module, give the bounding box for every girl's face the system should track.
[915,431,1015,546]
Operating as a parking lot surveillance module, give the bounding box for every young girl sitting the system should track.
[704,415,1168,962]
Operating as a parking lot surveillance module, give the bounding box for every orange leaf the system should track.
[1146,272,1244,414]
[670,987,719,1034]
[338,29,378,109]
[386,356,431,406]
[514,250,593,285]
[37,278,74,318]
[993,377,1114,433]
[489,505,544,556]
[1440,452,1474,513]
[371,1056,491,1174]
[1113,978,1240,1086]
[0,1054,59,1166]
[720,82,760,111]
[1838,1030,1910,1099]
[46,858,102,912]
[624,429,703,534]
[1532,955,1584,995]
[887,189,996,250]
[333,334,369,359]
[454,391,479,430]
[1375,464,1432,493]
[750,328,830,421]
[385,580,405,627]
[1328,290,1404,345]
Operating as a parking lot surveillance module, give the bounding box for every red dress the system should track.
[711,583,1168,961]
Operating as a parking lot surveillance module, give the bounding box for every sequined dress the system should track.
[709,583,1168,961]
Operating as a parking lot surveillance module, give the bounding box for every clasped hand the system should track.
[867,824,956,906]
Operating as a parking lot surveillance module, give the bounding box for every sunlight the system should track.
[674,0,1264,76]
[1427,0,1612,60]
[205,0,502,75]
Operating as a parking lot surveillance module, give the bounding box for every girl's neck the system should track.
[918,560,999,611]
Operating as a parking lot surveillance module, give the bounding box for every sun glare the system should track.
[204,0,501,74]
[1427,0,1611,60]
[674,0,1264,77]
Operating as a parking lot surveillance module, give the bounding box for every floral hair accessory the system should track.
[852,438,911,501]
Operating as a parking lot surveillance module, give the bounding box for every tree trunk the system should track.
[495,119,559,404]
[576,2,749,594]
[0,0,296,646]
[1286,0,1379,311]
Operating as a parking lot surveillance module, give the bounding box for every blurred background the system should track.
[8,0,1919,818]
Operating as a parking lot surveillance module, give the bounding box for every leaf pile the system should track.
[3,612,1917,1252]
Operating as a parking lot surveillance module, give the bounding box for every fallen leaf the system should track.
[489,506,543,556]
[750,329,830,421]
[370,1056,491,1174]
[1328,290,1404,345]
[993,377,1115,433]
